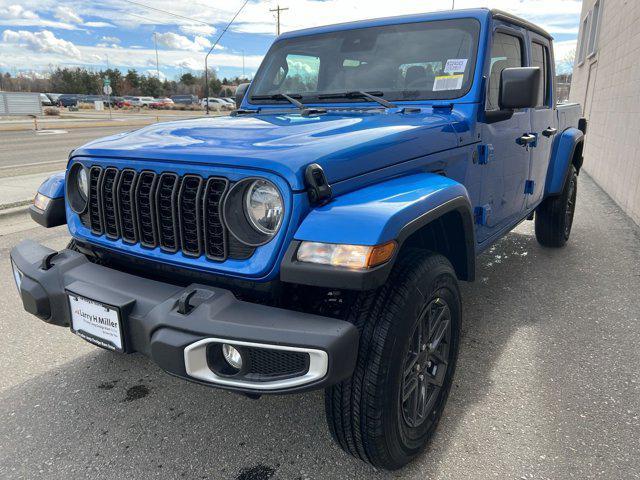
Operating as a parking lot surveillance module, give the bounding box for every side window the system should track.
[487,32,523,110]
[531,42,550,107]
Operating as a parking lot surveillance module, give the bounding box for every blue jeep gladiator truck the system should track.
[11,9,585,470]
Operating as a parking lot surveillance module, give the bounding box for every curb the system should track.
[0,202,31,221]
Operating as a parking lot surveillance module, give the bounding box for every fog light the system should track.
[222,344,243,370]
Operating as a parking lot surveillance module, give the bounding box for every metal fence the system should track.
[0,92,43,116]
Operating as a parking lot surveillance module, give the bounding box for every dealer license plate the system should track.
[68,294,124,352]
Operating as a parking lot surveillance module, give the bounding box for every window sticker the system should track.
[433,74,464,91]
[444,58,468,74]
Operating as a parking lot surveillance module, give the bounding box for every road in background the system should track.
[0,127,141,169]
[0,126,146,209]
[0,174,638,480]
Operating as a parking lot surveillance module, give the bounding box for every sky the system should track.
[0,0,582,81]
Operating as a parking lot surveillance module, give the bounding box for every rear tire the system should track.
[535,165,578,247]
[324,250,461,470]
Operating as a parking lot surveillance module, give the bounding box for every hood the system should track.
[72,109,463,191]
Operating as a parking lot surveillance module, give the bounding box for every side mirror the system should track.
[499,67,541,110]
[235,83,250,109]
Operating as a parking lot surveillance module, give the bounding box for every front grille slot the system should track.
[135,171,158,248]
[83,166,251,262]
[156,173,180,252]
[88,166,103,235]
[203,178,228,260]
[178,175,204,257]
[101,167,120,239]
[116,169,137,243]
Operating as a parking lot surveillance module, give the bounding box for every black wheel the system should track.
[325,250,461,470]
[535,165,578,247]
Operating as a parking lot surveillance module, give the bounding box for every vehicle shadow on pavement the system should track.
[2,176,638,479]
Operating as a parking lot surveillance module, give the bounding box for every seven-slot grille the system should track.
[85,166,232,261]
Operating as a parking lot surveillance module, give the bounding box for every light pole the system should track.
[153,32,160,80]
[205,0,250,114]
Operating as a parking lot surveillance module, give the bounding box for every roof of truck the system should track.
[278,8,552,41]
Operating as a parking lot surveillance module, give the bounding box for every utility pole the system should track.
[452,0,455,9]
[269,5,289,36]
[153,32,160,80]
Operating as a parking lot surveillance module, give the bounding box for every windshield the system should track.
[250,18,480,104]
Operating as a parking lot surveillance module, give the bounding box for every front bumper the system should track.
[10,240,359,394]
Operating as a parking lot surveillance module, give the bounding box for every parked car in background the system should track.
[130,96,156,107]
[150,97,174,109]
[39,93,54,106]
[200,97,233,111]
[171,94,199,105]
[46,93,61,104]
[57,94,78,107]
[115,97,132,108]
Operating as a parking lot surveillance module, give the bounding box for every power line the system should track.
[205,0,250,114]
[118,0,213,27]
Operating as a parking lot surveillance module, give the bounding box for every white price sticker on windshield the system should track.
[444,59,468,74]
[433,74,464,91]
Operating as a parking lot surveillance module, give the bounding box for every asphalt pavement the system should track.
[0,127,138,169]
[0,173,638,480]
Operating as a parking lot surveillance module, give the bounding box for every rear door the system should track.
[527,33,555,208]
[478,26,532,242]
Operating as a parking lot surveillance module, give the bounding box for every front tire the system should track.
[324,250,461,470]
[535,165,578,247]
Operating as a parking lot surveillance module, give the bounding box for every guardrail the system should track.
[0,92,43,116]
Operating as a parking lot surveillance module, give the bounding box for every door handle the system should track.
[517,134,537,146]
[542,127,558,137]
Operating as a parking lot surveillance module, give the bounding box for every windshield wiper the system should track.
[317,91,397,108]
[250,93,326,116]
[251,93,304,108]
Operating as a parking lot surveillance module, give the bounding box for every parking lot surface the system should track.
[0,174,638,479]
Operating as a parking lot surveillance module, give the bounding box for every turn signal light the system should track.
[297,241,396,269]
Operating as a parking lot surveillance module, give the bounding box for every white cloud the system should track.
[55,6,82,24]
[0,5,38,20]
[2,29,81,58]
[101,36,121,44]
[145,69,166,81]
[155,32,210,52]
[175,58,204,70]
[84,21,115,28]
[179,24,216,37]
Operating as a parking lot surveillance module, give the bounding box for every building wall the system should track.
[570,0,640,225]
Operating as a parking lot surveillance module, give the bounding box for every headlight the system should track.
[77,167,88,200]
[223,178,285,247]
[244,179,283,235]
[67,163,89,214]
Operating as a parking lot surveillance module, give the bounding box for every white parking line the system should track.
[35,130,69,135]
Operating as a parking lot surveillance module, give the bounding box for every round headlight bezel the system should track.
[222,177,285,247]
[244,179,284,235]
[67,163,89,214]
